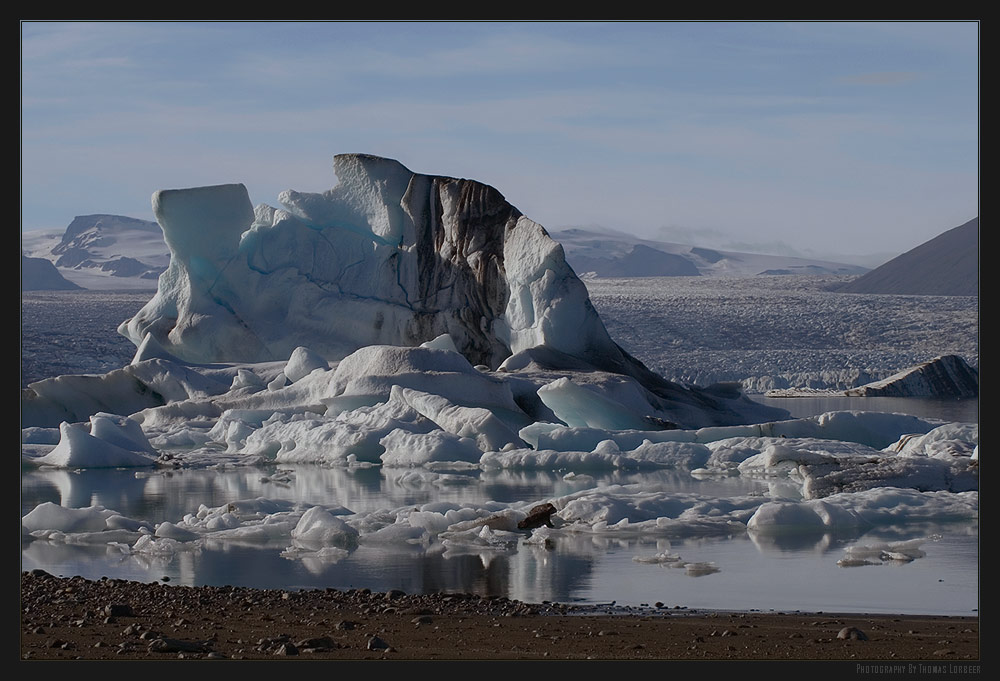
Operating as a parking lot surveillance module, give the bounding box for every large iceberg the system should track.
[30,153,785,431]
[845,354,979,398]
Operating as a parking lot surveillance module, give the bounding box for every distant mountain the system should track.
[551,227,869,278]
[837,218,979,296]
[21,254,83,290]
[21,215,169,291]
[571,243,701,277]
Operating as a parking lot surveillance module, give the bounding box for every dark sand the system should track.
[20,570,979,663]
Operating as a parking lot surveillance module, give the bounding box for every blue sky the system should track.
[21,21,978,260]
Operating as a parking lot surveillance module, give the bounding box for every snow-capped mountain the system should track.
[21,215,169,290]
[550,227,870,278]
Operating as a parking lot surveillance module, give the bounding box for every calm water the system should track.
[21,407,979,616]
[754,395,979,424]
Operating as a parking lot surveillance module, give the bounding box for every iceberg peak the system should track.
[120,154,623,373]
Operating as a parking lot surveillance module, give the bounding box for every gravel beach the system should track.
[20,570,979,662]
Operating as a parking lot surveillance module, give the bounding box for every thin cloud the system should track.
[837,71,921,85]
[20,21,978,259]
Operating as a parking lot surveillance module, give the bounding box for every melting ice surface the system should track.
[21,155,978,615]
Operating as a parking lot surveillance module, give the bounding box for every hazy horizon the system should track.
[21,21,978,261]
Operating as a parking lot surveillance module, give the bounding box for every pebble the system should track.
[837,627,868,641]
[367,636,391,651]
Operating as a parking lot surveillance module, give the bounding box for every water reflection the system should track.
[753,396,978,423]
[21,462,978,614]
[21,466,773,521]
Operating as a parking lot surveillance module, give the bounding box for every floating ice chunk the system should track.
[21,502,121,534]
[284,346,329,383]
[148,425,214,449]
[825,487,978,524]
[208,409,279,450]
[733,440,877,477]
[389,385,525,451]
[538,377,653,430]
[208,498,301,519]
[104,515,155,532]
[523,526,556,547]
[480,446,638,471]
[517,422,562,448]
[405,506,486,535]
[684,562,720,576]
[845,355,978,398]
[693,411,943,450]
[132,534,186,555]
[237,400,435,464]
[328,345,521,414]
[154,521,200,541]
[699,432,980,499]
[781,411,943,449]
[747,488,978,534]
[88,413,157,454]
[289,545,351,565]
[290,506,359,547]
[441,523,522,551]
[835,557,882,567]
[358,522,431,545]
[518,422,695,452]
[633,550,684,564]
[379,428,482,466]
[553,487,763,536]
[36,421,158,468]
[627,440,711,468]
[23,356,241,429]
[166,499,306,543]
[803,457,978,499]
[21,427,60,445]
[886,423,979,460]
[760,443,834,468]
[478,438,706,471]
[202,511,242,531]
[838,538,931,566]
[746,501,841,534]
